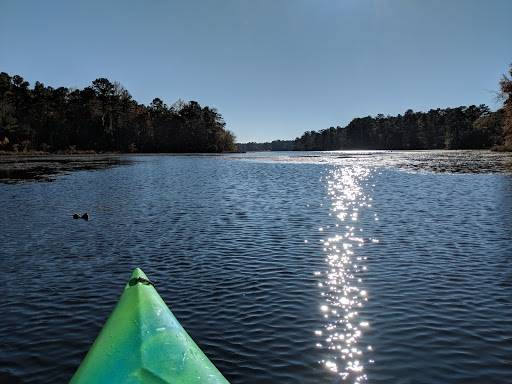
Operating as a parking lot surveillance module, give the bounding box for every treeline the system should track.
[239,64,512,152]
[294,64,512,151]
[294,105,504,151]
[237,140,295,152]
[0,72,236,153]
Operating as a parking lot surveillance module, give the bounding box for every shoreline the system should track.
[1,147,510,157]
[0,154,130,183]
[0,150,243,157]
[1,150,511,183]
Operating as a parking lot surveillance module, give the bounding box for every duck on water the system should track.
[72,212,89,220]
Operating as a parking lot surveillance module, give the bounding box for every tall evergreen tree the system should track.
[500,64,512,149]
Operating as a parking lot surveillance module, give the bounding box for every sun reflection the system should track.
[316,166,375,383]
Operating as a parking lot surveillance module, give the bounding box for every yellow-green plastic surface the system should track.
[70,268,229,383]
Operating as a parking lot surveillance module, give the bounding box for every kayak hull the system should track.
[70,268,229,384]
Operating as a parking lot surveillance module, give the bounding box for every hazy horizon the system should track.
[1,0,511,142]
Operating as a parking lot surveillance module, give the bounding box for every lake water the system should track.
[1,151,511,383]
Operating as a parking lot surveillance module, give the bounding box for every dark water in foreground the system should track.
[1,151,511,383]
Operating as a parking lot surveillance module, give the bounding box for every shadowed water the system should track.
[0,151,511,383]
[0,155,130,183]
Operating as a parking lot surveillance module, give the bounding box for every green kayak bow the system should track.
[70,268,229,384]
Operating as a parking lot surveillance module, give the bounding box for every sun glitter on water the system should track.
[315,166,376,383]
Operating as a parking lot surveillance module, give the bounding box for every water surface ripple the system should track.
[0,151,511,384]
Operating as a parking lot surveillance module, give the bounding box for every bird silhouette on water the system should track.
[73,212,89,221]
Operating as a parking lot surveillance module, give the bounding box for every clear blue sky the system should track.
[1,0,511,142]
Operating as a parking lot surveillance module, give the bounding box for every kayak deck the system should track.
[70,268,229,383]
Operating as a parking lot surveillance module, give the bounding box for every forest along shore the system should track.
[239,65,512,152]
[0,72,237,154]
